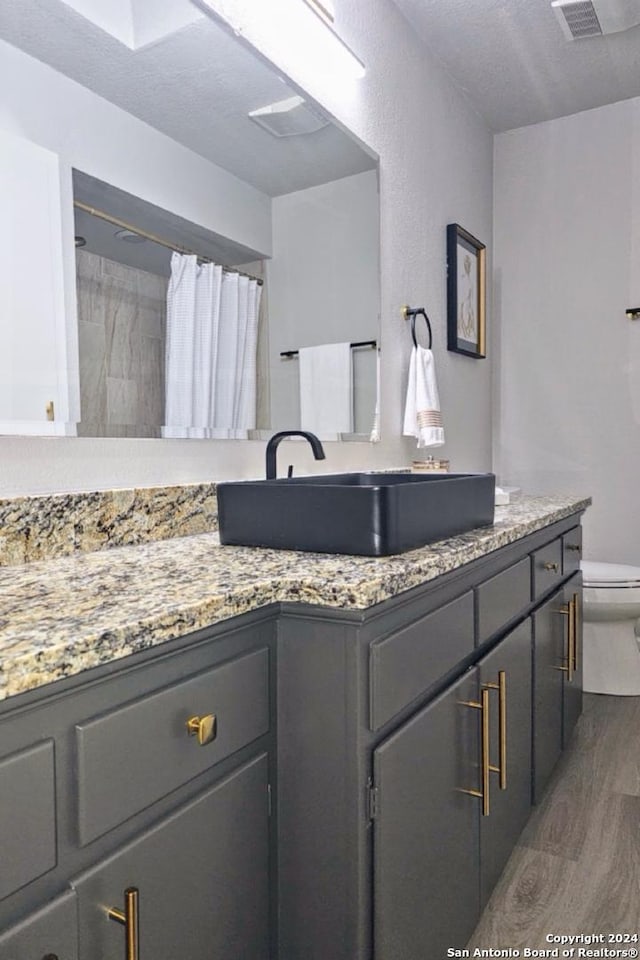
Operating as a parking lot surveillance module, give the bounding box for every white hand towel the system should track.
[402,345,445,447]
[299,342,353,439]
[369,349,381,443]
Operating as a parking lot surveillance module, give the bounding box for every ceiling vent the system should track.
[248,96,330,138]
[552,1,603,39]
[552,0,640,40]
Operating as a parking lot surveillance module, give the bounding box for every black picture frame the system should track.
[446,223,486,359]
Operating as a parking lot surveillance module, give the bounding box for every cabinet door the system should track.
[478,620,532,905]
[373,669,480,960]
[563,577,583,747]
[74,754,270,960]
[0,889,78,959]
[532,589,565,802]
[0,129,72,433]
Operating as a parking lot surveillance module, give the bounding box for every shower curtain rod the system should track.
[73,200,264,285]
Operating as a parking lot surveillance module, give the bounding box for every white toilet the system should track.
[581,560,640,695]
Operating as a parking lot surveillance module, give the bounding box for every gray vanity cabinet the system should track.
[0,613,275,959]
[0,512,586,960]
[0,889,78,959]
[532,587,565,801]
[277,514,585,960]
[73,753,270,960]
[373,619,532,959]
[533,572,583,802]
[373,668,480,960]
[478,619,532,905]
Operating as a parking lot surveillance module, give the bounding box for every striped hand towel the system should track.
[402,345,445,447]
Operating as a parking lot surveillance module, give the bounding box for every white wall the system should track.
[268,170,379,432]
[494,98,638,562]
[1,0,494,494]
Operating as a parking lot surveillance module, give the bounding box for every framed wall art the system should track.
[446,223,486,359]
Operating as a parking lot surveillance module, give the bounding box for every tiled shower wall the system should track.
[76,249,167,437]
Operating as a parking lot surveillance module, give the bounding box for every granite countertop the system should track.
[0,495,590,703]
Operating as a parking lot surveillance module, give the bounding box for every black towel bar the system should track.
[280,340,377,359]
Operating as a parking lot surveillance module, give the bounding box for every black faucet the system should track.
[265,431,326,480]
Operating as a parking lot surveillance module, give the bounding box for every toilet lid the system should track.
[581,560,640,587]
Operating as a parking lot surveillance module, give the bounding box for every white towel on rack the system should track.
[402,345,445,447]
[299,342,353,439]
[369,348,381,443]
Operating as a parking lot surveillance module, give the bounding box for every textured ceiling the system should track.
[392,0,640,131]
[5,0,638,172]
[0,0,375,196]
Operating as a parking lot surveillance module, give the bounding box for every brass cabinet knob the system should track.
[186,714,217,746]
[543,561,560,572]
[566,543,581,552]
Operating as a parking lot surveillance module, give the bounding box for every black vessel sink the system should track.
[217,472,495,557]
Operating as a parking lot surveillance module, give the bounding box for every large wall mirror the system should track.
[0,1,380,442]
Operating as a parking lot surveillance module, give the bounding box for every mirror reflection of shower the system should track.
[73,176,266,439]
[73,168,380,440]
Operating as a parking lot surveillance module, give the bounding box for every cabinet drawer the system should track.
[76,647,270,844]
[477,558,530,644]
[370,592,474,729]
[562,526,582,577]
[0,740,56,901]
[532,538,564,599]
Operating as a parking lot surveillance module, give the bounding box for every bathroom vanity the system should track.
[0,495,588,959]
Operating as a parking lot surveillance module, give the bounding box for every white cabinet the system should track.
[0,129,75,433]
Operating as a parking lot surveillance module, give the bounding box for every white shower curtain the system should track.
[163,253,261,439]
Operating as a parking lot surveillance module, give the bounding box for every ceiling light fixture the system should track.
[305,0,335,24]
[114,228,147,244]
[249,95,330,136]
[199,0,365,83]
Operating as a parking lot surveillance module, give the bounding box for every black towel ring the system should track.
[402,305,433,349]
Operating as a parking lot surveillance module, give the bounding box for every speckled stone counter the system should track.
[0,494,590,702]
[0,483,219,567]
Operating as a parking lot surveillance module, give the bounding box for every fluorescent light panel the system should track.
[200,0,365,83]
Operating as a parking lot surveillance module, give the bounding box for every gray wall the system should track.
[268,170,379,434]
[494,97,638,562]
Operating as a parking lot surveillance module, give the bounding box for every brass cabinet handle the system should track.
[554,603,574,682]
[108,887,139,960]
[460,687,491,816]
[485,671,507,790]
[571,593,579,671]
[566,543,581,552]
[543,561,560,572]
[186,714,217,746]
[568,599,576,682]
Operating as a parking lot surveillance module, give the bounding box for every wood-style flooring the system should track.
[468,694,640,948]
